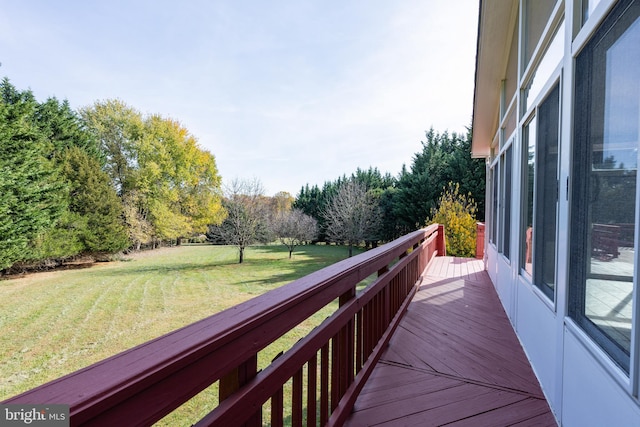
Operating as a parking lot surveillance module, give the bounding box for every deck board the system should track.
[345,257,556,426]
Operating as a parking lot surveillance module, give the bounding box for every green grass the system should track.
[0,243,362,425]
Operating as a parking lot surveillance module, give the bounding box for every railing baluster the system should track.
[292,368,303,427]
[355,310,363,373]
[307,355,317,427]
[272,386,284,427]
[330,333,340,411]
[320,343,330,425]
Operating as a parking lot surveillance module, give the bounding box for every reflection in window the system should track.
[570,0,640,373]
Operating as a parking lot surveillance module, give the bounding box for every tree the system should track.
[80,99,143,196]
[429,182,478,257]
[60,146,129,253]
[272,209,318,258]
[29,97,128,261]
[323,180,381,257]
[0,79,66,271]
[208,178,267,263]
[81,102,225,248]
[393,128,486,235]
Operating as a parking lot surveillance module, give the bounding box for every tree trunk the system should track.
[348,245,353,258]
[289,249,293,259]
[239,247,244,263]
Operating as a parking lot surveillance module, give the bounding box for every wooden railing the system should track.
[4,224,445,426]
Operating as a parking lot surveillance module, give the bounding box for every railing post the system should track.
[219,354,260,426]
[476,222,485,259]
[436,224,446,256]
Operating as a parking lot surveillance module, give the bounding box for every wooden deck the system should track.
[345,257,557,426]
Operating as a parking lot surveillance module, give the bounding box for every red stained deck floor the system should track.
[345,257,557,427]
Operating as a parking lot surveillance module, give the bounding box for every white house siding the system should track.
[473,0,640,425]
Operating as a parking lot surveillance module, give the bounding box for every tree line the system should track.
[207,129,486,262]
[293,128,485,247]
[1,76,485,272]
[0,79,225,273]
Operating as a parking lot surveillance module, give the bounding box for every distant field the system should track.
[0,243,360,425]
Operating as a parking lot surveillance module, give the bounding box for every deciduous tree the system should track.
[208,178,266,263]
[323,180,381,257]
[272,209,318,258]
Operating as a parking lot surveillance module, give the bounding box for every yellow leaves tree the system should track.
[429,183,477,257]
[82,100,225,248]
[139,115,225,242]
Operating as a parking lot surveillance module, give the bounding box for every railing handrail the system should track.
[4,224,445,426]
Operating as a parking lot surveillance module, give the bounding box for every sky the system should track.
[0,0,479,196]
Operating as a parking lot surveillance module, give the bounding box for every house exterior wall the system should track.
[472,1,640,425]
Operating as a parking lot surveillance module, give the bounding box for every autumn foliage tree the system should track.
[81,100,225,249]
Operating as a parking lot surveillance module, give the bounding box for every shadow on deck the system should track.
[346,257,557,426]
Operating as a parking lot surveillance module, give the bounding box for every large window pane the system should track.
[522,119,536,276]
[535,84,559,299]
[522,21,564,114]
[500,146,513,259]
[521,84,559,301]
[491,166,498,245]
[523,0,557,73]
[570,0,640,373]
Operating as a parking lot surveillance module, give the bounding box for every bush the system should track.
[429,183,477,257]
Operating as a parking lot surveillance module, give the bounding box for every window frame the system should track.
[569,0,640,376]
[520,80,561,303]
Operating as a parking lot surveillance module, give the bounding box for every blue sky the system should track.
[1,0,479,196]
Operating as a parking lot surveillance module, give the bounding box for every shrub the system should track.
[429,183,477,257]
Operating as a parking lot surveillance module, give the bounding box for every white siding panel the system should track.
[516,277,559,412]
[562,329,640,426]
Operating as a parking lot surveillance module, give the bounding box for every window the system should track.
[522,20,564,114]
[523,0,558,74]
[504,15,519,117]
[491,166,498,245]
[570,0,640,373]
[522,84,560,301]
[500,146,513,259]
[581,0,603,25]
[489,143,513,260]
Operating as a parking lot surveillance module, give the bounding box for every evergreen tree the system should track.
[0,79,66,270]
[61,146,129,253]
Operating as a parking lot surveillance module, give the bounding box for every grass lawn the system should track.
[0,243,360,425]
